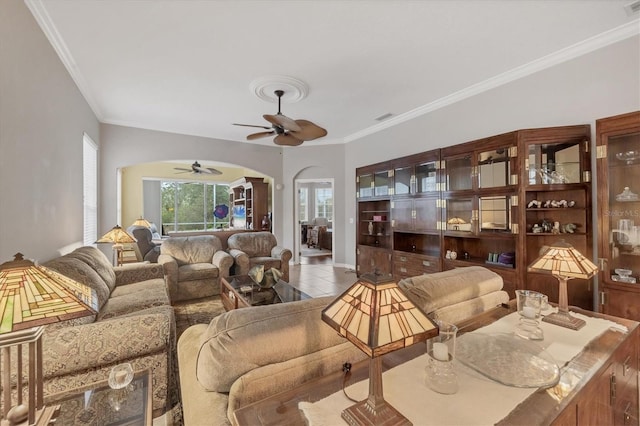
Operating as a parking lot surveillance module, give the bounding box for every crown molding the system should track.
[25,0,104,120]
[344,19,640,143]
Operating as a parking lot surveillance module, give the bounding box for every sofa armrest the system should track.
[43,306,174,379]
[114,262,164,286]
[213,250,234,277]
[158,254,178,301]
[228,249,250,276]
[271,246,292,262]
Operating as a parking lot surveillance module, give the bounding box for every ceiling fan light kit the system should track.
[234,89,327,147]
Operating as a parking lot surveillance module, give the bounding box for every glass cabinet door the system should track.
[374,171,391,197]
[358,173,374,198]
[394,166,412,195]
[479,196,511,233]
[605,131,640,283]
[415,161,438,193]
[445,198,473,233]
[478,148,510,189]
[445,155,472,191]
[527,141,582,185]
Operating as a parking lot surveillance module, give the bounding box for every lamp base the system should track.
[342,399,412,426]
[542,311,586,330]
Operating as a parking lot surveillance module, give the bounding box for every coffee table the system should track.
[221,275,311,311]
[45,369,152,425]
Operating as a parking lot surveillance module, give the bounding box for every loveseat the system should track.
[177,266,509,425]
[226,231,292,281]
[34,246,176,419]
[158,235,234,302]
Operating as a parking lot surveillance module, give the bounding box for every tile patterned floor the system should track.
[289,255,358,298]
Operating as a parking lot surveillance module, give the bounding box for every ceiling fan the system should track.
[174,161,222,175]
[233,90,327,146]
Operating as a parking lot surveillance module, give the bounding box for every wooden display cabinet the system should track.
[229,177,269,231]
[596,111,640,320]
[518,125,592,309]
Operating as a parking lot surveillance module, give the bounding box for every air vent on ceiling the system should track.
[625,0,640,15]
[375,113,394,122]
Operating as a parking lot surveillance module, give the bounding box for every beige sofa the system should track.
[177,266,508,425]
[158,235,234,302]
[34,246,176,419]
[398,266,509,324]
[226,231,292,281]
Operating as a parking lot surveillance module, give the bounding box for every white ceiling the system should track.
[27,0,639,147]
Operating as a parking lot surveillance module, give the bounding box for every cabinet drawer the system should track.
[393,251,440,277]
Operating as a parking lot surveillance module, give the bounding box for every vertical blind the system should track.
[83,134,98,246]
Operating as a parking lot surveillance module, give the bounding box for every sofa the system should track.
[178,296,366,425]
[398,266,510,325]
[177,266,509,425]
[226,231,292,281]
[30,246,176,419]
[158,235,234,302]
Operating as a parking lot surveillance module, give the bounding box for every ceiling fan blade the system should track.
[194,166,222,175]
[290,120,328,141]
[247,131,275,141]
[263,114,302,132]
[274,134,304,146]
[233,123,272,130]
[174,167,192,172]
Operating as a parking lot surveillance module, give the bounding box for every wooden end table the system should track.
[220,275,311,311]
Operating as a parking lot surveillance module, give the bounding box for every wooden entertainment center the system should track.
[356,124,593,308]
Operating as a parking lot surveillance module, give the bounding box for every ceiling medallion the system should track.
[249,75,309,104]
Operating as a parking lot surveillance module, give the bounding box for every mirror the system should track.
[478,148,509,188]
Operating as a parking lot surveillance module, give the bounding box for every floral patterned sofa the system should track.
[39,246,176,418]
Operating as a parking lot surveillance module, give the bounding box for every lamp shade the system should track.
[527,240,597,330]
[322,272,437,358]
[96,225,136,244]
[0,253,98,333]
[528,240,597,279]
[131,217,151,228]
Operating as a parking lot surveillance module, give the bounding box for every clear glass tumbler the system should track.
[425,320,458,394]
[515,290,544,340]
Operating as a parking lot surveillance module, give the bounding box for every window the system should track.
[161,181,230,232]
[298,187,308,223]
[83,134,98,246]
[315,187,333,221]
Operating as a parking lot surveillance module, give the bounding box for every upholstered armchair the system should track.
[130,227,161,263]
[227,231,292,282]
[158,235,234,302]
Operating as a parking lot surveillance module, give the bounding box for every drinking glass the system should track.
[515,290,544,340]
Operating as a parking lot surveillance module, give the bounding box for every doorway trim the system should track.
[293,178,335,264]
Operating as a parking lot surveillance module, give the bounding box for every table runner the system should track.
[299,309,628,426]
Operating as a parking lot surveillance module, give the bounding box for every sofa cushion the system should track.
[429,291,509,325]
[398,266,503,314]
[196,296,346,392]
[98,278,170,320]
[178,263,219,282]
[43,257,111,311]
[160,235,222,266]
[66,246,117,292]
[227,232,277,258]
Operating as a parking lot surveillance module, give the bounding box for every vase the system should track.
[261,214,271,231]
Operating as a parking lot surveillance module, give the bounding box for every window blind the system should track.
[83,134,98,246]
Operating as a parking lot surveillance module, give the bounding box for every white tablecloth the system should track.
[299,309,628,426]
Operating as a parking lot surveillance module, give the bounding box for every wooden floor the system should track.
[289,255,358,298]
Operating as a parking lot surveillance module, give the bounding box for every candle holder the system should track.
[425,320,458,394]
[515,290,544,340]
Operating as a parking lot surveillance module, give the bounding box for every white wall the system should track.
[342,35,640,266]
[0,0,100,263]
